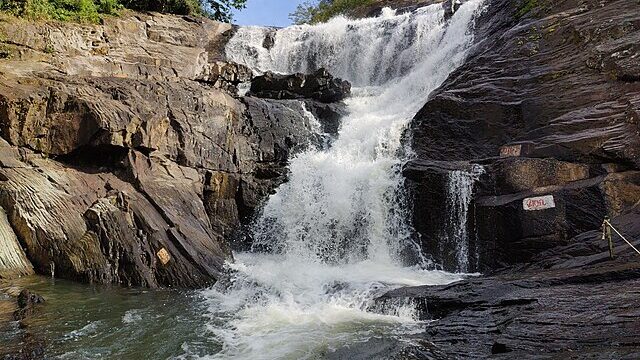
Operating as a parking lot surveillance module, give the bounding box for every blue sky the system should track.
[232,0,308,27]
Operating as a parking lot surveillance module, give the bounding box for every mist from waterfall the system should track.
[199,2,486,358]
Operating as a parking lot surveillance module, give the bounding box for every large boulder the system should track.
[248,69,350,137]
[249,68,351,103]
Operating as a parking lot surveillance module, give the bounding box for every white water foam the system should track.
[201,2,485,358]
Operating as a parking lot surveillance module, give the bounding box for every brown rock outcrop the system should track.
[0,13,331,287]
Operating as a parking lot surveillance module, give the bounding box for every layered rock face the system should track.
[406,0,640,272]
[0,13,343,287]
[389,1,640,355]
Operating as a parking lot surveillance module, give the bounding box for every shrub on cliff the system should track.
[0,0,121,22]
[0,0,246,23]
[290,0,374,24]
[118,0,201,16]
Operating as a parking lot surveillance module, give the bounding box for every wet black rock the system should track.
[303,100,348,136]
[378,230,640,358]
[13,289,44,321]
[249,68,351,103]
[262,30,276,50]
[380,273,640,358]
[379,184,640,358]
[405,0,640,272]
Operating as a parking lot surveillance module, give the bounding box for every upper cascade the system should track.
[226,3,480,87]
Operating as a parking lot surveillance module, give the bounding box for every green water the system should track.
[1,276,219,359]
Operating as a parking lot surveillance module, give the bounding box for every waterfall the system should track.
[442,165,485,273]
[200,2,485,358]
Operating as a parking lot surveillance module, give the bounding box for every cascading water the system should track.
[441,165,485,273]
[199,2,485,358]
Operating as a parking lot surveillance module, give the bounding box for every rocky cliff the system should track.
[406,0,640,272]
[0,13,346,287]
[384,0,640,356]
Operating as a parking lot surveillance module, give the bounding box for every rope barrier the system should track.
[602,218,640,258]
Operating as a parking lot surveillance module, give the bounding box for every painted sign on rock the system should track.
[523,195,556,211]
[500,144,522,157]
[157,248,171,265]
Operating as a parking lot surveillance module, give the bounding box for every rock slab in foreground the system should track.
[378,207,640,358]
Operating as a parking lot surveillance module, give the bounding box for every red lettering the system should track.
[524,196,555,211]
[526,198,547,209]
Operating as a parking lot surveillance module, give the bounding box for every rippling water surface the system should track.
[2,276,216,359]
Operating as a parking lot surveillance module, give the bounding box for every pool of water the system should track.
[0,263,462,359]
[1,276,218,359]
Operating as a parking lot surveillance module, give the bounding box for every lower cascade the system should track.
[202,2,486,358]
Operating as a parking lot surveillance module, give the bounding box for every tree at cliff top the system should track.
[0,0,246,22]
[120,0,246,22]
[290,0,373,24]
[204,0,246,22]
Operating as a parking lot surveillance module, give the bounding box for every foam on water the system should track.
[201,2,485,358]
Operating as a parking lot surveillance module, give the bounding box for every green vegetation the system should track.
[290,0,374,25]
[44,41,54,53]
[0,0,246,23]
[0,24,10,58]
[118,0,205,17]
[204,0,246,22]
[516,0,538,18]
[0,0,121,23]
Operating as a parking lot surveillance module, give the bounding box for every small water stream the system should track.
[442,165,485,273]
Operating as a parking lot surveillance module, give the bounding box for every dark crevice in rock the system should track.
[52,144,130,172]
